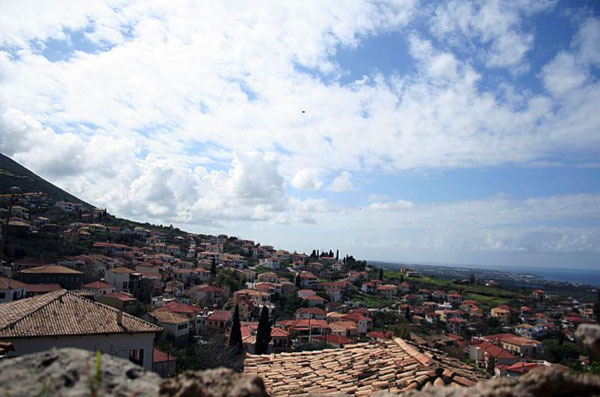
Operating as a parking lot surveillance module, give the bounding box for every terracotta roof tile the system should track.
[0,290,161,338]
[244,338,487,395]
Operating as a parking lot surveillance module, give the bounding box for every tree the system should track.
[404,306,411,321]
[210,257,217,278]
[379,267,384,281]
[469,273,476,284]
[487,356,496,375]
[255,306,272,355]
[228,305,244,354]
[335,250,339,261]
[400,275,404,283]
[295,274,302,289]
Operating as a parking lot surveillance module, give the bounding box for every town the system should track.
[1,189,599,394]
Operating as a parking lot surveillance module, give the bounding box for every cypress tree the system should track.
[336,250,339,260]
[255,306,272,355]
[229,305,244,354]
[295,274,302,288]
[210,256,216,277]
[379,267,384,281]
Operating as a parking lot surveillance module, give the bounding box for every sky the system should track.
[0,1,599,269]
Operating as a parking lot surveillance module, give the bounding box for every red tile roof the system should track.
[155,301,202,315]
[103,292,137,302]
[153,348,176,363]
[207,310,231,322]
[0,277,26,289]
[83,281,114,290]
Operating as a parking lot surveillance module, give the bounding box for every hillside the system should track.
[0,153,93,209]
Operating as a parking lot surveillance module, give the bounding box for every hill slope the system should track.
[0,153,93,208]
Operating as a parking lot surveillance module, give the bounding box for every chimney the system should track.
[117,311,123,326]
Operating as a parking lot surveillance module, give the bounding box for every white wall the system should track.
[4,333,155,370]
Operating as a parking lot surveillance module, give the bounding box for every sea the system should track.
[376,260,600,286]
[498,266,600,286]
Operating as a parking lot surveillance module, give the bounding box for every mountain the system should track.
[0,153,93,208]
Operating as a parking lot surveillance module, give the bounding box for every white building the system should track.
[55,201,78,212]
[0,290,162,370]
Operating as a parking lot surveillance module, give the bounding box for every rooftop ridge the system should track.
[0,289,68,332]
[394,337,432,366]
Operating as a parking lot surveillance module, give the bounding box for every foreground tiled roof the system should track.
[244,338,487,395]
[0,290,162,338]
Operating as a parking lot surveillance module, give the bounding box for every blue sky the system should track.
[0,0,599,269]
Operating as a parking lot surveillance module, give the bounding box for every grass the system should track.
[464,293,510,310]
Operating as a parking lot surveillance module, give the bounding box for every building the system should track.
[491,307,511,324]
[484,334,543,358]
[147,310,189,345]
[98,292,138,311]
[83,280,116,298]
[0,290,161,370]
[153,348,177,378]
[0,277,26,303]
[17,266,83,290]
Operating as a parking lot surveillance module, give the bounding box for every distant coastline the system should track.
[371,260,600,286]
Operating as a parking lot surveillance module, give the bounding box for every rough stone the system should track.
[395,367,600,397]
[576,324,600,357]
[1,346,600,397]
[0,348,160,397]
[160,367,268,397]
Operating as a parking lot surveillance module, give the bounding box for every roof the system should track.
[153,348,177,363]
[20,265,82,275]
[110,267,134,274]
[0,277,26,290]
[484,334,541,347]
[102,292,137,302]
[83,281,114,290]
[149,310,189,324]
[313,334,354,345]
[0,290,161,338]
[244,338,487,395]
[155,301,202,315]
[24,283,62,293]
[207,310,231,322]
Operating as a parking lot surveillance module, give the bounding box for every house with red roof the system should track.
[296,307,327,320]
[470,340,520,370]
[483,334,543,357]
[0,277,26,303]
[205,310,232,331]
[98,291,138,310]
[83,280,116,298]
[153,348,177,377]
[342,312,373,336]
[277,319,330,342]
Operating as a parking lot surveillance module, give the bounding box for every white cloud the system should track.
[368,199,414,211]
[429,0,551,68]
[291,169,323,190]
[328,171,354,192]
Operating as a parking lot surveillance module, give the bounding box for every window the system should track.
[129,349,144,366]
[0,292,5,299]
